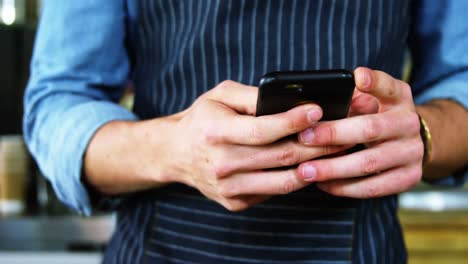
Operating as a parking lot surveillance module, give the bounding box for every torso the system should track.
[104,1,411,263]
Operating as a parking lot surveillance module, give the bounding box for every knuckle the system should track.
[285,118,300,133]
[398,81,414,100]
[202,125,223,145]
[387,83,397,97]
[362,153,379,175]
[218,80,235,89]
[212,151,234,178]
[210,80,235,100]
[279,173,298,194]
[196,90,211,102]
[323,184,344,197]
[213,163,231,179]
[321,145,335,156]
[318,124,336,144]
[277,146,300,166]
[224,200,248,212]
[411,139,425,161]
[407,112,421,135]
[363,185,381,198]
[215,80,234,94]
[222,201,236,211]
[248,124,265,144]
[217,182,235,197]
[408,166,423,187]
[363,117,382,142]
[399,81,412,94]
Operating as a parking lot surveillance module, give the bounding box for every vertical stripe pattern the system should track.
[133,0,410,118]
[108,0,412,263]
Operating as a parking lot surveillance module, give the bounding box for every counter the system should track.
[0,252,101,264]
[0,215,114,251]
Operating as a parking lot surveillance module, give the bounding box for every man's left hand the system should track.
[296,67,424,198]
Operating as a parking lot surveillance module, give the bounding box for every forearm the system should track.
[83,117,179,195]
[416,100,468,181]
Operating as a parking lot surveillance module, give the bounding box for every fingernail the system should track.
[307,108,322,124]
[302,165,317,181]
[300,128,315,144]
[359,70,371,90]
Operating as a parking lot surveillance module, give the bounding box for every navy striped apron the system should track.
[104,0,411,263]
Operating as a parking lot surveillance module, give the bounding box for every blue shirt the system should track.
[24,0,468,263]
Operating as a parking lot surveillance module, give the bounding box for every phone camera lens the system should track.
[285,84,304,92]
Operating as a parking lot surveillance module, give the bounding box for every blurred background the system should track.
[0,1,467,263]
[1,1,111,263]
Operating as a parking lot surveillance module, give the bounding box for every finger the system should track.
[354,67,410,105]
[296,139,423,182]
[206,80,259,115]
[223,104,323,145]
[216,141,348,177]
[299,110,420,146]
[348,91,379,117]
[220,169,309,197]
[316,165,422,198]
[218,195,270,212]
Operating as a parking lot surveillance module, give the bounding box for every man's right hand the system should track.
[84,81,346,211]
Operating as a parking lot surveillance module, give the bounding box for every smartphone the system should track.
[256,70,355,120]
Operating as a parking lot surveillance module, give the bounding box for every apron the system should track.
[104,0,411,263]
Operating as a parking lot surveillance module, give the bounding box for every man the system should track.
[24,0,468,263]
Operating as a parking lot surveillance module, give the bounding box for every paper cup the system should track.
[0,135,29,216]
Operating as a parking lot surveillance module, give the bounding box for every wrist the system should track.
[130,118,182,186]
[416,100,468,180]
[83,118,174,195]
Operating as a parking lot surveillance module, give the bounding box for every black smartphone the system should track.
[256,70,355,120]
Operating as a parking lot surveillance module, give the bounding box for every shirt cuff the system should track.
[49,101,138,216]
[414,71,468,109]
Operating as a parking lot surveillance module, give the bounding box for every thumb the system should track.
[348,90,379,117]
[205,80,258,116]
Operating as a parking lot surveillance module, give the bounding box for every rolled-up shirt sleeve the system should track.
[23,0,137,215]
[409,0,468,185]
